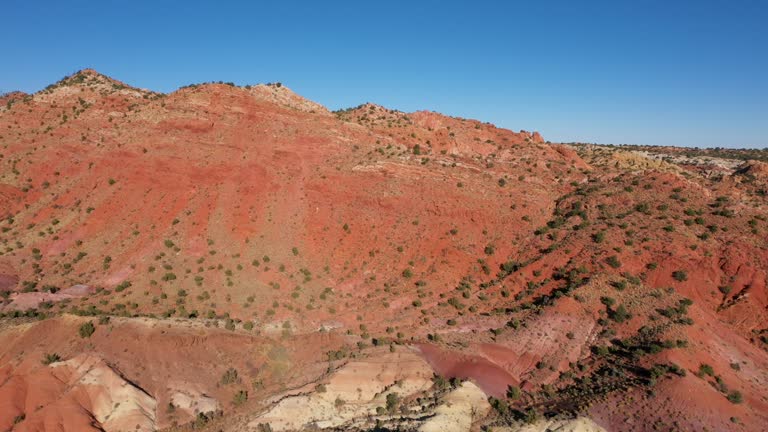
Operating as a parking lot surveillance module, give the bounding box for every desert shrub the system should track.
[600,296,616,307]
[221,368,239,385]
[42,353,61,365]
[506,385,521,400]
[79,321,95,338]
[447,297,464,310]
[501,260,519,273]
[609,304,631,323]
[233,390,248,405]
[634,202,651,214]
[698,364,714,376]
[727,391,743,404]
[385,392,400,413]
[114,281,131,292]
[672,270,688,282]
[225,319,236,331]
[611,280,627,291]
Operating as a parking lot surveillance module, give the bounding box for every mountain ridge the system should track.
[0,70,766,432]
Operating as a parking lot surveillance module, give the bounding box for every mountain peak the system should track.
[171,81,329,114]
[35,68,158,100]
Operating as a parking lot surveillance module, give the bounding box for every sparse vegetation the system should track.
[42,353,62,365]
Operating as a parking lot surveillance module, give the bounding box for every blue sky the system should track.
[3,0,766,147]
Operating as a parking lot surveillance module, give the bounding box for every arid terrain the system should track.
[0,70,766,431]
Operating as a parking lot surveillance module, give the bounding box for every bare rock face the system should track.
[497,417,607,432]
[247,83,330,114]
[610,150,682,173]
[250,351,433,431]
[734,160,768,183]
[0,354,156,432]
[248,352,496,432]
[168,386,220,421]
[53,355,157,432]
[419,381,491,432]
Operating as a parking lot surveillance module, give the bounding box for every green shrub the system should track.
[79,321,95,338]
[221,368,239,385]
[114,281,131,292]
[385,392,400,413]
[727,391,743,404]
[506,385,521,400]
[699,364,714,376]
[610,304,631,323]
[233,390,248,405]
[600,296,616,307]
[42,353,62,365]
[672,270,688,282]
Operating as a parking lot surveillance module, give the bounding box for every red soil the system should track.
[417,343,518,397]
[0,69,766,431]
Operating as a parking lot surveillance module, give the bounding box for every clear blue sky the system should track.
[3,0,767,147]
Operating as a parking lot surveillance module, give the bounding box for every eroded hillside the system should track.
[0,71,766,432]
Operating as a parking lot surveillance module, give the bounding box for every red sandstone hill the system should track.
[0,70,766,432]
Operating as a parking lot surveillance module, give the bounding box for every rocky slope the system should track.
[0,70,766,431]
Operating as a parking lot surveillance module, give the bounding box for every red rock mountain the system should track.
[0,70,766,431]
